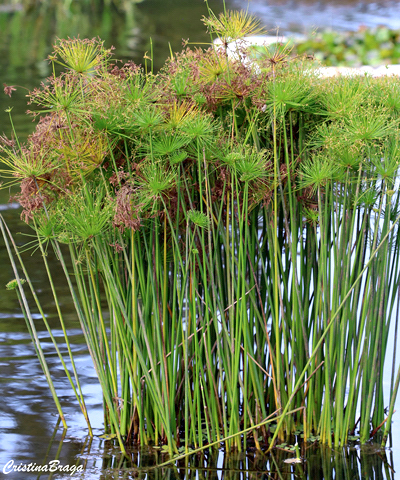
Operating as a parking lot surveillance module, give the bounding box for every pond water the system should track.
[1,1,400,479]
[230,0,400,33]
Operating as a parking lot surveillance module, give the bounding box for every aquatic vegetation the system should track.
[1,7,400,459]
[251,26,400,67]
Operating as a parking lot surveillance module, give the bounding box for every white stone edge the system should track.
[213,36,400,78]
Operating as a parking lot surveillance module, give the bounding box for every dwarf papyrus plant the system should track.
[1,9,400,455]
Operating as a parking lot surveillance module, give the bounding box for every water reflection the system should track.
[3,426,395,480]
[229,0,400,33]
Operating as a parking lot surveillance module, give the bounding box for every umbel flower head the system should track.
[0,142,59,188]
[49,37,113,75]
[136,161,177,213]
[187,209,210,230]
[56,128,109,179]
[220,145,270,184]
[202,9,266,43]
[56,185,113,243]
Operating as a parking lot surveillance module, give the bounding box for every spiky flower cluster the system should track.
[1,8,399,246]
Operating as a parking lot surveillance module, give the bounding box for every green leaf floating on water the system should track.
[6,279,26,290]
[98,433,117,440]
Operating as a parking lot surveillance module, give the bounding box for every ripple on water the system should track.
[230,0,400,32]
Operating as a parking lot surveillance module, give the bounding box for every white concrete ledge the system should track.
[214,36,400,77]
[313,64,400,77]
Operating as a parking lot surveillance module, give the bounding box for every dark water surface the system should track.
[1,1,400,479]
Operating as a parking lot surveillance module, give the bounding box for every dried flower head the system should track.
[113,184,142,232]
[3,84,16,97]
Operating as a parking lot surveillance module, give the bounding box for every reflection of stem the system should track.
[154,407,304,469]
[40,415,62,469]
[270,451,285,480]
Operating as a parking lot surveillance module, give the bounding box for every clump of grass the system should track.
[1,6,400,457]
